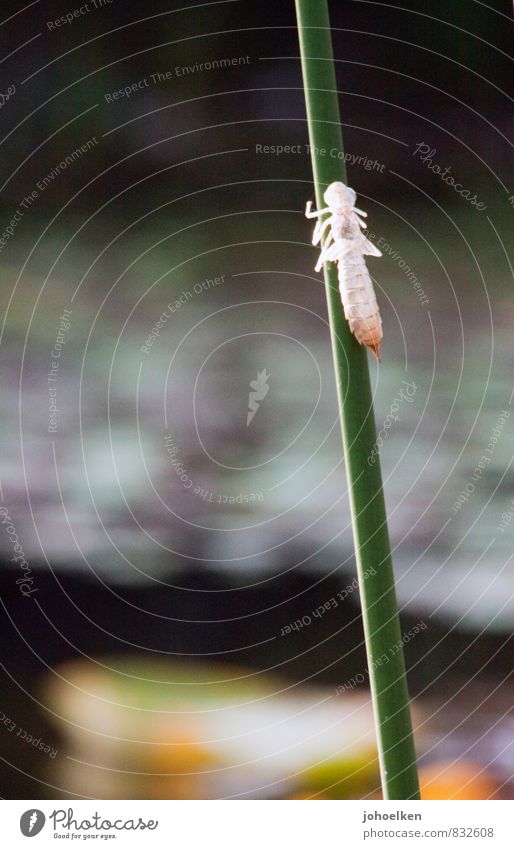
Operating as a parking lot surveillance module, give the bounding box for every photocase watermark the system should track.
[47,0,114,30]
[255,142,385,172]
[367,380,417,466]
[335,620,427,694]
[412,143,486,211]
[48,308,72,434]
[20,807,159,838]
[53,808,158,834]
[1,710,57,758]
[0,137,99,254]
[280,566,376,637]
[0,84,15,109]
[452,410,510,514]
[140,274,226,354]
[104,56,251,103]
[164,434,263,505]
[497,497,514,534]
[247,368,270,426]
[366,233,429,307]
[37,137,99,192]
[20,810,46,837]
[0,194,37,254]
[0,506,38,597]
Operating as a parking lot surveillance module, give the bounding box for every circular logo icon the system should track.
[20,810,46,837]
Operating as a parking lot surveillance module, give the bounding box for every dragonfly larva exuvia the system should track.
[306,181,383,360]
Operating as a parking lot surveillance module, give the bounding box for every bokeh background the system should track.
[0,0,512,800]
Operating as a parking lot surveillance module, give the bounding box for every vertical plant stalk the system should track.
[294,0,420,800]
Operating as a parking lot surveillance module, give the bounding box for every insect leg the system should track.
[305,202,330,219]
[328,240,354,262]
[315,229,336,271]
[312,215,333,246]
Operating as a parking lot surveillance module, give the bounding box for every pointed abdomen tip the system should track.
[368,342,381,361]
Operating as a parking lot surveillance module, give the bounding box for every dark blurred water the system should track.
[1,200,512,632]
[0,0,511,630]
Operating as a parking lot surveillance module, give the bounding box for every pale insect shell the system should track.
[305,182,383,360]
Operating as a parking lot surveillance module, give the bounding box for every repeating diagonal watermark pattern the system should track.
[335,621,428,695]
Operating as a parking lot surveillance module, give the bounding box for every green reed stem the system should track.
[294,0,420,800]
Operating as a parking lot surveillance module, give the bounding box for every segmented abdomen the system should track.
[338,252,382,361]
